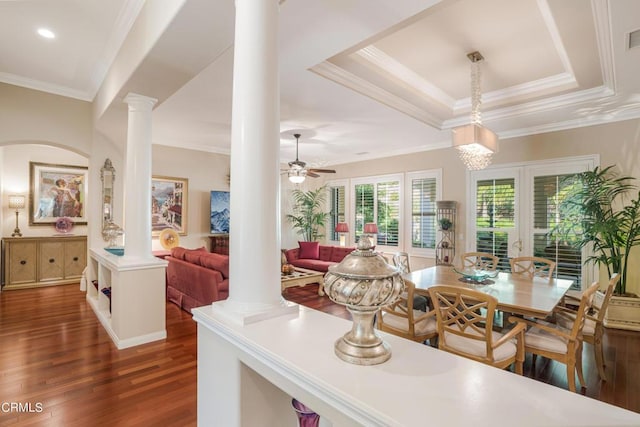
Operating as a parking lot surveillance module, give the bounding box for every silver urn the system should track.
[323,237,405,365]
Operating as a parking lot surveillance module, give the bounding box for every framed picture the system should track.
[152,176,188,236]
[29,162,88,225]
[210,190,230,234]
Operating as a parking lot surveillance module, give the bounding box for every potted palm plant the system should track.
[286,185,329,242]
[560,165,640,330]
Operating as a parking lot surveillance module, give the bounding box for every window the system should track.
[467,156,597,289]
[328,185,346,241]
[326,179,349,244]
[406,170,441,255]
[352,174,402,249]
[475,177,515,270]
[532,173,583,286]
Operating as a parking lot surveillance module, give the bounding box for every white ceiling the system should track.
[2,0,640,167]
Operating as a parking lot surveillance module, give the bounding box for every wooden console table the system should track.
[2,235,87,290]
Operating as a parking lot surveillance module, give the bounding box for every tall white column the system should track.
[123,93,157,259]
[216,0,295,323]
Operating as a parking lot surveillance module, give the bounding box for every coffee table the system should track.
[281,267,325,296]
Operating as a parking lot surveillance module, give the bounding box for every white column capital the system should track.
[123,93,157,112]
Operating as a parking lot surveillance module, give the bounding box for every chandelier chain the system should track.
[470,60,482,125]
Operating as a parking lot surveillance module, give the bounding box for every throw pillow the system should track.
[171,247,187,260]
[298,241,320,259]
[184,250,204,265]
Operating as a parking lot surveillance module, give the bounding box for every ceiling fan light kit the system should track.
[452,51,498,171]
[285,133,336,183]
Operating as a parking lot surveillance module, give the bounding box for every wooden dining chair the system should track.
[392,251,411,273]
[510,256,556,279]
[427,285,526,374]
[377,279,437,344]
[461,252,500,271]
[511,281,600,392]
[553,274,620,381]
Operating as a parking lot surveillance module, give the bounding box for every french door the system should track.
[467,156,597,290]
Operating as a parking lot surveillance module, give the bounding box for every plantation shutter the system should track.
[411,177,437,249]
[475,178,515,270]
[354,183,374,242]
[376,181,400,246]
[329,185,346,241]
[532,173,583,288]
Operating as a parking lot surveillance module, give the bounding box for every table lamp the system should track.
[335,222,349,247]
[363,222,378,247]
[8,195,25,237]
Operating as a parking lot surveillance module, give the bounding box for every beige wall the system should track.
[1,144,89,237]
[321,118,640,293]
[0,83,92,156]
[152,145,230,251]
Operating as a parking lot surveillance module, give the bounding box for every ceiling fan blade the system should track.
[308,168,336,174]
[307,171,321,178]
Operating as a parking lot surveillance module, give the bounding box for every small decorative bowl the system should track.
[55,217,74,233]
[453,266,499,283]
[104,247,124,256]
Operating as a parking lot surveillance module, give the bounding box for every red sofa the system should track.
[284,244,355,273]
[166,247,229,313]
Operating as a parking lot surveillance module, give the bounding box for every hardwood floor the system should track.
[1,283,638,426]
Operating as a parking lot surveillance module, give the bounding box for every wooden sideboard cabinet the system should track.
[2,236,87,290]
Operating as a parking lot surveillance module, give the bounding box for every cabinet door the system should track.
[64,239,87,278]
[39,241,65,282]
[7,241,37,285]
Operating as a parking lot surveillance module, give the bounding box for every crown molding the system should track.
[498,104,640,140]
[444,85,615,128]
[0,72,92,102]
[310,61,443,128]
[355,46,455,108]
[591,0,616,91]
[452,72,578,113]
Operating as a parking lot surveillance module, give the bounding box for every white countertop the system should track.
[193,304,640,426]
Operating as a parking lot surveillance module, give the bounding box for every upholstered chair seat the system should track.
[381,310,436,336]
[444,327,517,363]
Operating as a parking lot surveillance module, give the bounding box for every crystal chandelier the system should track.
[452,51,498,170]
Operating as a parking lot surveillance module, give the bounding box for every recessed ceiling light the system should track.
[37,28,55,39]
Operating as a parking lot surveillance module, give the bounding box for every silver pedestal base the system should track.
[333,306,391,365]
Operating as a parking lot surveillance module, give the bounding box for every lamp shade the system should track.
[363,223,378,234]
[335,222,349,233]
[8,195,25,209]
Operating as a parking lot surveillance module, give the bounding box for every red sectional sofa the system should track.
[284,243,355,273]
[166,246,229,313]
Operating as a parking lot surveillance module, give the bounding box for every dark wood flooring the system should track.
[0,283,638,426]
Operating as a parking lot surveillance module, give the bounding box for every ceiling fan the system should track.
[285,133,335,183]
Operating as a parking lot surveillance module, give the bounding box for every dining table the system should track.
[403,265,574,319]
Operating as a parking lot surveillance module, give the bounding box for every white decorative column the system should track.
[214,0,296,323]
[122,93,157,259]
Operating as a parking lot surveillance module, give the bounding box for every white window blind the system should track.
[376,181,400,246]
[411,177,437,249]
[354,183,375,242]
[533,173,583,287]
[475,178,515,270]
[329,185,346,241]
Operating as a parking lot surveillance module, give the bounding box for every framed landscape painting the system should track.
[29,162,88,225]
[152,176,188,236]
[210,191,230,234]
